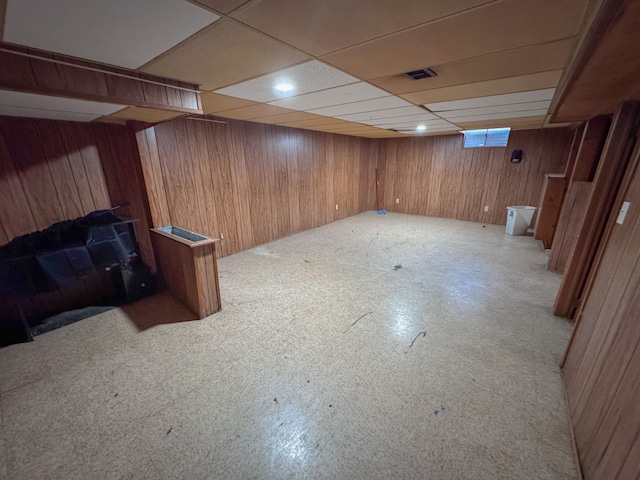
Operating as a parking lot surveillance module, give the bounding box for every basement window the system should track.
[462,128,511,148]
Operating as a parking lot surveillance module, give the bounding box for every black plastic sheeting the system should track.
[0,209,138,298]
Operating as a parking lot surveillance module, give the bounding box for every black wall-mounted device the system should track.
[510,149,523,164]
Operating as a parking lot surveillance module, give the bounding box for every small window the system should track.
[462,128,511,148]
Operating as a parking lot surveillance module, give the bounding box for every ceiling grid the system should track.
[1,0,591,135]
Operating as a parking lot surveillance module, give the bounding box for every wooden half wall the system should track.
[132,118,378,258]
[376,128,572,224]
[0,116,154,269]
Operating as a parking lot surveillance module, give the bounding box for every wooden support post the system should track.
[570,115,611,182]
[564,124,585,178]
[128,121,171,228]
[554,102,640,318]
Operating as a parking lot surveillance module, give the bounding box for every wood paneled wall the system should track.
[0,116,154,269]
[144,118,377,257]
[547,181,592,273]
[563,138,640,480]
[376,129,572,224]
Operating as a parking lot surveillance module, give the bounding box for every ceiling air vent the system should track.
[404,68,437,80]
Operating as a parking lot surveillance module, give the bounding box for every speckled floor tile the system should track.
[0,212,576,479]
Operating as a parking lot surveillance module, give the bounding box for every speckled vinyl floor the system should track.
[0,212,577,480]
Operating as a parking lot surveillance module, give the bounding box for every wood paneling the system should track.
[376,128,572,224]
[138,118,376,258]
[563,120,640,480]
[547,181,592,273]
[534,174,567,248]
[0,116,154,270]
[130,122,172,230]
[0,42,201,114]
[571,115,611,181]
[151,229,221,318]
[552,0,640,122]
[555,103,639,318]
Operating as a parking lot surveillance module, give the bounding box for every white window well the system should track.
[462,127,511,148]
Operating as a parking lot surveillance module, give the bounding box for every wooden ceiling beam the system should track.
[0,42,203,114]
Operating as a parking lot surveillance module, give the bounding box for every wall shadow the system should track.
[121,291,199,331]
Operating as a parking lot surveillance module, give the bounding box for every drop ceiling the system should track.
[0,0,592,137]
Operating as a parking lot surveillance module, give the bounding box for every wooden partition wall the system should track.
[562,118,640,480]
[0,117,154,268]
[133,118,377,258]
[376,128,572,224]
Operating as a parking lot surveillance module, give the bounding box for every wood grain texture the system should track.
[555,102,639,318]
[376,129,572,224]
[0,116,155,270]
[141,118,376,258]
[563,123,640,480]
[151,230,221,318]
[564,124,585,178]
[0,42,201,114]
[552,0,640,122]
[571,115,611,181]
[534,174,567,248]
[547,181,592,273]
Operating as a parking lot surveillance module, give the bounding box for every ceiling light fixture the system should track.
[275,82,294,92]
[416,125,427,133]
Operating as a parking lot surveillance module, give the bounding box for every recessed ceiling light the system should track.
[275,82,294,92]
[416,125,427,132]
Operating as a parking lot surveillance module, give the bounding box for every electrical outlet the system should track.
[395,198,400,204]
[484,205,489,212]
[220,232,224,239]
[336,204,339,210]
[617,201,631,224]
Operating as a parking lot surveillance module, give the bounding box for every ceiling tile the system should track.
[307,96,414,117]
[336,106,429,122]
[214,104,299,120]
[426,89,555,111]
[141,19,310,90]
[439,109,549,123]
[402,71,561,105]
[98,106,186,124]
[4,0,219,69]
[201,92,258,114]
[456,116,546,130]
[190,0,248,14]
[269,82,389,111]
[249,111,322,124]
[369,119,456,128]
[0,90,124,122]
[214,60,359,103]
[279,117,352,128]
[398,130,460,136]
[320,0,586,79]
[378,124,459,132]
[312,123,384,132]
[369,39,574,95]
[437,100,551,118]
[232,0,493,56]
